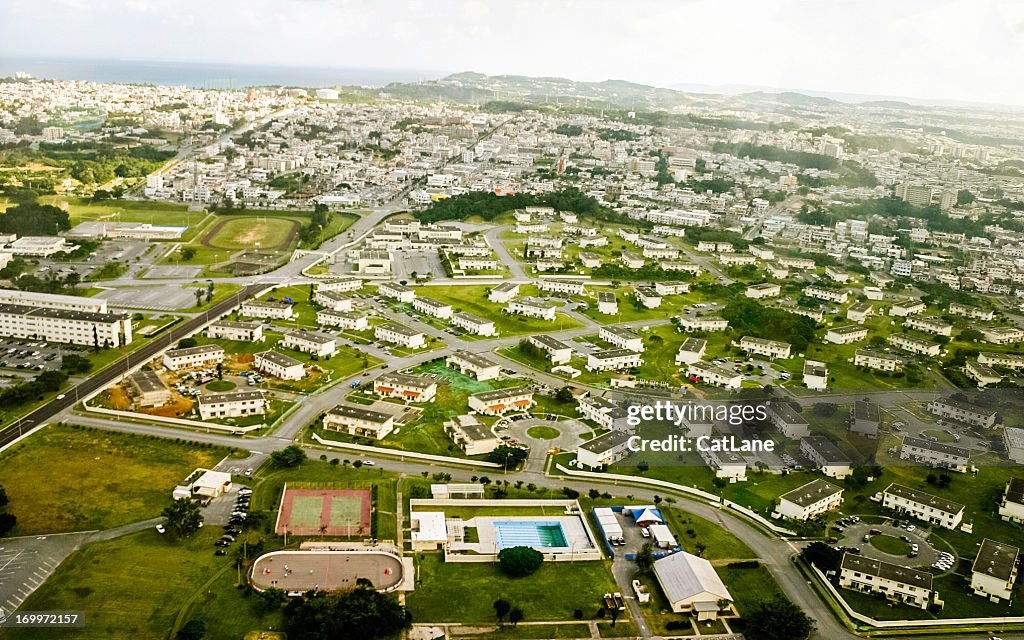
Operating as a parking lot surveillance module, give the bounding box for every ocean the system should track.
[0,56,447,89]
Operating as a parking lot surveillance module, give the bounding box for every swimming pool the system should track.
[494,521,568,549]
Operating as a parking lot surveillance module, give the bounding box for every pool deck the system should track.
[452,515,596,555]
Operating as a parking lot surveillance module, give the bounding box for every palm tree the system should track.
[319,525,327,540]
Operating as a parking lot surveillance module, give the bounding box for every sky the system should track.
[2,0,1024,105]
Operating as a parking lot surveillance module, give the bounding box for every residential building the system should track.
[979,352,1024,369]
[926,397,997,428]
[317,309,368,331]
[881,483,965,529]
[998,479,1024,523]
[313,290,353,312]
[207,320,264,342]
[379,282,416,303]
[889,334,941,357]
[577,395,630,431]
[240,300,293,320]
[576,430,632,470]
[282,330,337,358]
[890,300,926,317]
[450,312,497,336]
[766,401,810,439]
[505,297,557,321]
[1003,427,1024,464]
[634,287,662,309]
[375,322,425,349]
[850,400,880,438]
[737,336,791,359]
[776,479,844,520]
[323,404,395,440]
[253,350,305,380]
[801,435,852,479]
[600,325,644,352]
[587,348,644,372]
[839,553,933,609]
[900,436,970,473]
[746,283,781,299]
[467,386,534,416]
[675,337,707,365]
[488,282,519,303]
[654,281,691,296]
[0,289,108,313]
[804,285,849,304]
[904,316,952,336]
[966,360,1002,387]
[446,351,501,381]
[825,325,869,345]
[197,391,267,421]
[653,551,733,620]
[316,277,362,293]
[982,326,1024,345]
[950,302,994,321]
[128,370,171,407]
[445,414,500,456]
[846,302,874,323]
[538,279,585,295]
[412,296,453,319]
[700,444,747,481]
[0,304,132,347]
[163,345,224,371]
[686,361,741,389]
[529,334,573,364]
[677,316,729,332]
[803,360,829,391]
[970,539,1019,602]
[854,349,903,371]
[597,292,618,315]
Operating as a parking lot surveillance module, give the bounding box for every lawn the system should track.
[412,284,585,336]
[203,216,299,251]
[42,195,199,227]
[0,424,231,535]
[869,534,910,555]
[662,507,756,560]
[526,426,561,440]
[407,553,619,623]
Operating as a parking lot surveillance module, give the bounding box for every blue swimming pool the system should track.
[494,521,568,549]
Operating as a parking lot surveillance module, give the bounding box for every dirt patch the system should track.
[142,396,194,418]
[102,387,132,410]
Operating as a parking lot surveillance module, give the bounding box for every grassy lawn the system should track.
[412,284,584,336]
[206,380,237,392]
[42,195,199,227]
[203,216,299,251]
[662,507,756,560]
[0,424,232,535]
[407,553,619,623]
[526,426,561,440]
[718,563,786,616]
[869,534,911,555]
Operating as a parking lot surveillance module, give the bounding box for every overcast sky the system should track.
[3,0,1024,105]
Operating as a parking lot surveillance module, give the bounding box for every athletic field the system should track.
[274,485,372,536]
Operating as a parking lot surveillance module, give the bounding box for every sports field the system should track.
[251,549,404,593]
[275,485,372,536]
[202,216,300,251]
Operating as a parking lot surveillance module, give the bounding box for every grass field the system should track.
[526,426,561,440]
[204,216,299,251]
[407,553,619,623]
[869,534,910,555]
[41,196,199,227]
[0,424,230,535]
[662,507,757,561]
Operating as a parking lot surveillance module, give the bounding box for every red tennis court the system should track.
[275,486,372,536]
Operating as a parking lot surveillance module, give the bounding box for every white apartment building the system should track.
[488,282,520,303]
[654,281,690,296]
[966,360,1002,387]
[505,297,557,321]
[445,414,500,456]
[803,360,829,391]
[745,283,781,299]
[766,401,810,439]
[446,351,501,381]
[847,302,874,323]
[412,296,453,320]
[375,322,425,349]
[373,372,437,403]
[450,312,497,336]
[801,436,852,479]
[737,336,791,359]
[700,445,747,481]
[197,390,267,421]
[323,404,395,440]
[881,483,965,529]
[313,290,353,312]
[678,316,729,332]
[825,325,869,345]
[971,539,1019,602]
[949,302,994,321]
[316,277,363,293]
[776,479,844,520]
[804,285,849,304]
[282,330,337,358]
[900,436,970,473]
[163,345,225,371]
[468,386,535,416]
[999,479,1024,523]
[577,395,631,431]
[317,309,368,331]
[675,337,707,365]
[904,316,952,336]
[890,300,926,317]
[577,430,632,470]
[538,279,586,296]
[529,334,573,364]
[379,282,416,303]
[839,554,933,609]
[0,304,133,347]
[634,287,662,309]
[458,256,499,271]
[597,292,618,315]
[254,350,305,380]
[854,349,903,371]
[982,326,1024,345]
[0,289,108,313]
[207,320,264,342]
[600,325,644,352]
[240,300,294,320]
[1003,427,1024,464]
[889,334,941,357]
[979,352,1024,369]
[686,361,742,389]
[778,257,815,270]
[926,397,997,428]
[587,348,644,372]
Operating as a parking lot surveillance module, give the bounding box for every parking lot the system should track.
[95,284,199,310]
[0,533,90,615]
[0,339,84,373]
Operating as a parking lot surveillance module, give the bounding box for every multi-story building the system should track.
[700,444,747,481]
[450,312,497,336]
[488,282,519,303]
[776,479,844,520]
[597,292,618,315]
[677,316,729,332]
[163,345,224,371]
[254,350,305,380]
[825,325,869,345]
[850,400,880,438]
[854,349,903,371]
[587,348,644,372]
[0,289,108,313]
[926,397,997,428]
[412,296,453,319]
[444,414,500,456]
[736,336,791,359]
[505,297,557,321]
[316,277,362,293]
[529,334,573,364]
[966,360,1002,387]
[282,330,337,358]
[803,360,829,391]
[970,539,1019,602]
[0,303,133,347]
[538,279,585,295]
[313,290,353,312]
[467,386,535,416]
[634,287,662,309]
[766,401,810,439]
[998,479,1024,523]
[800,435,852,479]
[846,302,874,323]
[378,282,416,303]
[890,300,926,317]
[578,395,630,431]
[804,285,849,304]
[889,334,941,357]
[375,322,425,349]
[881,483,965,529]
[207,320,264,342]
[949,302,994,321]
[686,361,742,389]
[904,316,952,336]
[446,351,501,381]
[745,283,781,299]
[654,281,690,296]
[839,553,933,609]
[576,430,632,470]
[458,256,499,271]
[372,372,437,403]
[982,326,1024,345]
[128,370,171,407]
[323,404,395,440]
[675,337,707,365]
[600,325,644,352]
[1003,427,1024,464]
[900,436,970,472]
[317,309,368,331]
[197,390,267,421]
[240,300,294,320]
[979,352,1024,369]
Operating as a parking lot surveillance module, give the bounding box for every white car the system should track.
[362,460,376,466]
[155,524,166,534]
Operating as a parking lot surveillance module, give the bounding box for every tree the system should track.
[194,289,204,308]
[270,445,307,468]
[216,362,223,380]
[178,337,198,349]
[258,587,286,613]
[554,386,574,403]
[498,546,544,577]
[0,485,15,537]
[180,247,197,261]
[746,598,814,640]
[494,598,511,621]
[161,498,204,538]
[282,583,411,640]
[176,619,206,640]
[956,189,975,206]
[487,444,528,470]
[60,354,92,374]
[508,606,524,628]
[634,542,655,574]
[800,541,842,572]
